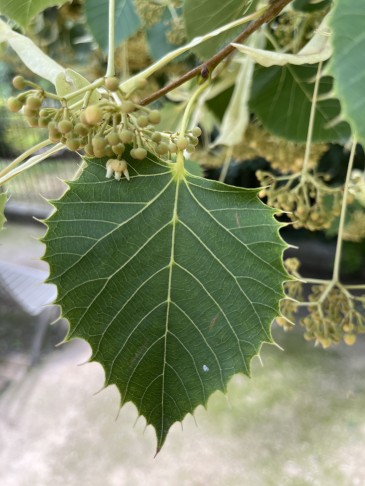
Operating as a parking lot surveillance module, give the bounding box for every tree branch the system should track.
[139,0,293,106]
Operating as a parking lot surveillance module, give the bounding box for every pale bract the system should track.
[0,19,65,84]
[232,17,332,67]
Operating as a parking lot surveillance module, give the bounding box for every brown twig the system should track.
[139,0,293,106]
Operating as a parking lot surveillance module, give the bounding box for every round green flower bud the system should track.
[58,119,74,134]
[148,110,161,125]
[84,143,94,157]
[168,143,177,154]
[105,76,119,92]
[120,129,134,144]
[121,100,136,114]
[137,115,149,128]
[132,147,147,160]
[151,132,162,143]
[66,138,81,151]
[12,75,26,90]
[156,143,169,155]
[112,143,125,156]
[26,96,42,110]
[38,117,49,128]
[192,126,202,137]
[93,147,107,158]
[92,135,107,150]
[7,97,23,112]
[176,137,188,150]
[107,130,120,145]
[186,144,195,153]
[23,105,38,117]
[189,136,199,146]
[84,105,103,125]
[105,146,114,158]
[26,116,39,128]
[74,123,89,136]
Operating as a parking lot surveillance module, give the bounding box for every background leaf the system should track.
[0,193,7,231]
[43,152,287,451]
[329,0,365,145]
[0,0,68,28]
[183,0,258,59]
[293,0,331,13]
[85,0,141,52]
[249,64,350,142]
[146,8,183,61]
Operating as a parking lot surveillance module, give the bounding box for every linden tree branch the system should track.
[139,0,294,106]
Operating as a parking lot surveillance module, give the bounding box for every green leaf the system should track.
[85,0,141,52]
[249,64,350,142]
[0,0,68,29]
[42,152,287,452]
[0,193,7,231]
[183,0,258,59]
[329,0,365,145]
[146,8,182,61]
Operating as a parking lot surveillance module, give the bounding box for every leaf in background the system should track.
[183,0,258,59]
[249,64,350,143]
[0,0,68,29]
[0,19,65,84]
[329,0,365,146]
[293,0,331,13]
[43,152,287,452]
[146,8,183,61]
[85,0,141,51]
[0,193,7,231]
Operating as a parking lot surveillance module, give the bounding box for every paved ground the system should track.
[1,222,365,486]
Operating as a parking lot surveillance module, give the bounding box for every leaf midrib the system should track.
[160,174,181,445]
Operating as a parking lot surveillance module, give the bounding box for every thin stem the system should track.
[219,147,233,183]
[0,143,64,185]
[0,139,52,179]
[63,78,104,101]
[106,0,116,77]
[179,81,209,137]
[345,284,365,290]
[140,0,293,106]
[301,277,331,285]
[332,139,357,282]
[175,81,209,175]
[301,61,323,176]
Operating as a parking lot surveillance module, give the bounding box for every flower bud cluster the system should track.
[278,258,365,348]
[343,210,365,242]
[234,125,327,174]
[256,171,342,231]
[301,286,365,348]
[7,75,202,182]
